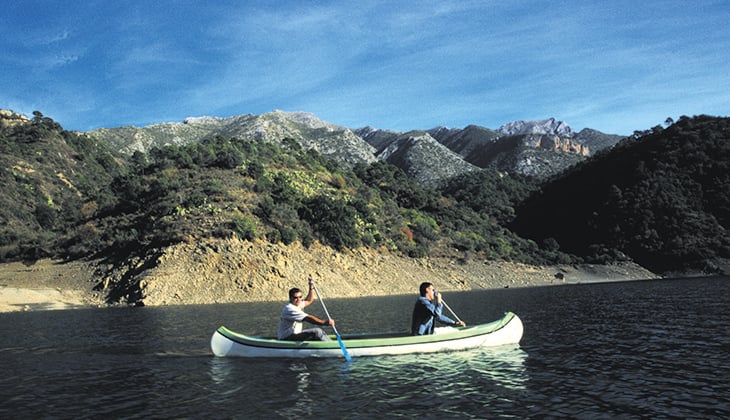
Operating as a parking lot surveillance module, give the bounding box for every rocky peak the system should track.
[522,134,590,156]
[376,131,478,188]
[425,126,460,141]
[0,109,31,128]
[266,110,339,130]
[498,117,575,137]
[183,116,224,125]
[353,126,402,153]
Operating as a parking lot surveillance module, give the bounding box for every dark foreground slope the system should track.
[510,115,730,274]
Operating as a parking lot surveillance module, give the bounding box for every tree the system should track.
[301,195,360,249]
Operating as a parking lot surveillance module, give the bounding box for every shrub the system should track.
[232,216,258,241]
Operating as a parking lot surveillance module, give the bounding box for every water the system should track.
[1,277,728,418]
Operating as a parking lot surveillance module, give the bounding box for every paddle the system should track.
[310,277,353,362]
[441,297,464,325]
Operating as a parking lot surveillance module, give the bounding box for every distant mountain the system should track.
[353,127,479,188]
[462,134,588,178]
[497,117,575,137]
[354,126,402,153]
[89,110,377,168]
[491,118,626,159]
[91,113,623,185]
[359,118,622,180]
[373,131,479,188]
[427,125,500,157]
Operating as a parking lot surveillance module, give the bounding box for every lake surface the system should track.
[1,276,728,418]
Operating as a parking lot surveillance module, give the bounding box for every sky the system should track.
[2,1,729,135]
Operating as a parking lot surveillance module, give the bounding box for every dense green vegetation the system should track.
[81,135,557,263]
[510,115,730,273]
[1,114,559,265]
[1,112,121,259]
[3,111,729,275]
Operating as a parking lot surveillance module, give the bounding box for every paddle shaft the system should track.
[311,282,339,334]
[441,297,463,324]
[310,280,352,362]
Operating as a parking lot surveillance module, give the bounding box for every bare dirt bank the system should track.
[1,238,660,312]
[0,259,106,312]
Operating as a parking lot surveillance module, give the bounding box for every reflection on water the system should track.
[208,358,243,403]
[340,344,528,389]
[2,277,729,418]
[339,345,528,417]
[288,362,315,417]
[206,344,528,417]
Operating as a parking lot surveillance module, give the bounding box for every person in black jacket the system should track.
[411,282,465,335]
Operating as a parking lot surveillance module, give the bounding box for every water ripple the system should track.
[1,277,728,418]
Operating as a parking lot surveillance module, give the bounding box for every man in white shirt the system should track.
[277,277,335,341]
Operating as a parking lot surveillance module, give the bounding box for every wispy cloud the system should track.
[1,0,728,133]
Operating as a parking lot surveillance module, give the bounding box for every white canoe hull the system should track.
[211,312,523,358]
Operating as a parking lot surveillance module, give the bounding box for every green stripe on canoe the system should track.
[216,312,515,350]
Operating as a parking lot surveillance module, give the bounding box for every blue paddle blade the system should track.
[336,333,353,362]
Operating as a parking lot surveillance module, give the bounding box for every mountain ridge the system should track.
[89,111,378,168]
[87,111,625,184]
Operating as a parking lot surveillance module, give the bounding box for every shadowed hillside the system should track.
[510,115,730,274]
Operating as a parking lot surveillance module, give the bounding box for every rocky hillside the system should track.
[90,111,623,185]
[89,110,377,168]
[31,236,653,308]
[0,110,121,260]
[5,108,725,310]
[362,130,478,188]
[1,236,660,312]
[4,108,564,269]
[360,117,623,180]
[0,109,30,128]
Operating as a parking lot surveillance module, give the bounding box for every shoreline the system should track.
[0,259,106,313]
[0,253,663,313]
[0,287,99,312]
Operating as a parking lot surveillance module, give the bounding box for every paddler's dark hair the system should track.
[419,282,433,296]
[289,287,302,301]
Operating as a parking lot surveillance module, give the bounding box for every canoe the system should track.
[210,311,523,358]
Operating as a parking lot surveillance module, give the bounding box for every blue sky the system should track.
[2,1,729,135]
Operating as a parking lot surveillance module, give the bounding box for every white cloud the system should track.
[1,1,728,133]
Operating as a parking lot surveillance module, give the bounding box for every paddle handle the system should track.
[310,280,342,336]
